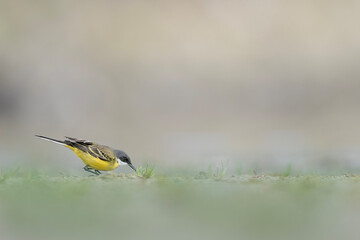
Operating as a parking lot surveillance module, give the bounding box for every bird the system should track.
[35,135,136,175]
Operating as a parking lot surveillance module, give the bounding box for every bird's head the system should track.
[114,150,136,172]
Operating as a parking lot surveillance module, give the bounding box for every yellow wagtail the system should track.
[35,135,136,175]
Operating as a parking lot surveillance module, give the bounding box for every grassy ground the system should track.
[1,169,360,240]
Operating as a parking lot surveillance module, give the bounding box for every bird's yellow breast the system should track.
[66,146,119,171]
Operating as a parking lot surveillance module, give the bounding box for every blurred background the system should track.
[1,0,360,173]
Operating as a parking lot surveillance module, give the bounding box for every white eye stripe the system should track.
[117,159,127,165]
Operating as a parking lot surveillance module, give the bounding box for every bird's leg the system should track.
[94,170,102,175]
[83,165,100,175]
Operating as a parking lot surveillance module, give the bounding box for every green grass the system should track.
[212,161,227,180]
[0,167,19,184]
[195,162,227,180]
[136,164,155,178]
[1,168,360,240]
[272,164,292,177]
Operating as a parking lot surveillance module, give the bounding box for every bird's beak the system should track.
[128,163,137,172]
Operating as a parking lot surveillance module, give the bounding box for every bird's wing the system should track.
[64,137,114,162]
[65,136,93,145]
[88,145,115,162]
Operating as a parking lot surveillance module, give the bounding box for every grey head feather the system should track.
[114,150,131,163]
[114,149,136,172]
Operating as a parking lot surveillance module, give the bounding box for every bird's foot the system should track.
[83,166,101,175]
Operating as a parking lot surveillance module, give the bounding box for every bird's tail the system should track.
[35,135,66,145]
